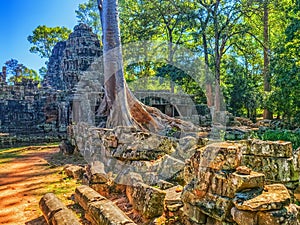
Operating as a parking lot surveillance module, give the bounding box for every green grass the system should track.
[0,147,27,164]
[259,129,300,149]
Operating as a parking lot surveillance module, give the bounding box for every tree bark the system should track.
[202,32,213,107]
[97,0,197,132]
[213,0,221,112]
[98,0,134,127]
[263,0,273,120]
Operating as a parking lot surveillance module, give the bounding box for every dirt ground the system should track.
[0,146,82,225]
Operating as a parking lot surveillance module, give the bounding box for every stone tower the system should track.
[43,23,102,91]
[43,41,66,90]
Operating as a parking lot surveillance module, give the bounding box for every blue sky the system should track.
[0,0,87,73]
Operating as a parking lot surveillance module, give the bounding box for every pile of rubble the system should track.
[39,123,300,225]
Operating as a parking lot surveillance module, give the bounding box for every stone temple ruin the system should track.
[0,24,101,147]
[1,23,300,224]
[0,23,210,148]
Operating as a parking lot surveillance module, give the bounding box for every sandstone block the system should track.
[87,199,136,225]
[234,184,290,211]
[182,203,207,224]
[87,161,108,184]
[190,142,242,172]
[127,182,166,219]
[50,209,81,225]
[195,170,265,199]
[158,155,185,180]
[75,185,106,210]
[119,172,143,186]
[63,164,84,179]
[196,192,233,221]
[113,126,139,144]
[39,193,66,223]
[257,204,299,225]
[176,136,199,160]
[236,166,251,175]
[231,207,257,225]
[112,145,167,161]
[112,127,176,161]
[164,185,183,212]
[230,171,265,193]
[250,139,293,157]
[242,155,299,182]
[39,193,80,225]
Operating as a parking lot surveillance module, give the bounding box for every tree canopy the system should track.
[88,0,299,126]
[4,59,40,84]
[76,0,101,37]
[27,25,71,59]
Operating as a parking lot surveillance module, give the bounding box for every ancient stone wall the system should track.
[0,79,65,147]
[0,24,102,148]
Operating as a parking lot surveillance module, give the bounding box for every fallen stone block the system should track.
[229,171,265,196]
[193,169,264,199]
[157,179,174,190]
[233,184,290,211]
[75,185,106,211]
[190,142,242,172]
[250,139,293,158]
[164,185,183,212]
[242,155,299,183]
[127,182,166,219]
[75,185,136,225]
[87,161,109,184]
[113,126,138,144]
[39,193,80,225]
[182,203,207,224]
[50,209,81,225]
[143,172,159,185]
[196,192,233,221]
[63,164,84,179]
[86,199,136,225]
[157,155,185,180]
[257,204,299,225]
[231,207,257,225]
[112,145,167,161]
[90,183,110,197]
[118,172,143,186]
[236,166,252,175]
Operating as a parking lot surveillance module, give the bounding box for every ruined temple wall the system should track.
[0,24,103,148]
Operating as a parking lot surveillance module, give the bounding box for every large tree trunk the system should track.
[98,0,133,127]
[213,0,221,112]
[202,33,213,107]
[97,0,197,132]
[263,0,273,120]
[168,28,175,94]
